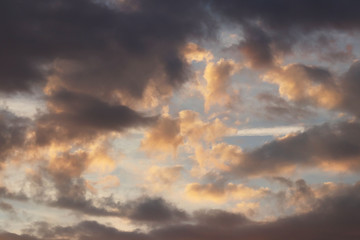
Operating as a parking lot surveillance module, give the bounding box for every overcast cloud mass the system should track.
[1,0,360,239]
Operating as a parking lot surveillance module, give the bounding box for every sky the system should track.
[1,0,360,239]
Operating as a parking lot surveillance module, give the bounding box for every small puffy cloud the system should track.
[193,143,242,171]
[179,110,235,145]
[202,59,240,111]
[146,165,183,191]
[141,117,183,159]
[183,42,213,63]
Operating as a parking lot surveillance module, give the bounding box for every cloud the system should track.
[146,165,183,191]
[183,42,214,63]
[3,182,360,240]
[179,110,234,145]
[229,121,360,177]
[186,181,269,203]
[261,61,360,119]
[239,24,275,69]
[202,58,240,111]
[193,209,250,227]
[257,92,314,121]
[235,125,304,136]
[0,201,15,213]
[141,111,235,158]
[120,196,188,224]
[212,0,360,68]
[0,187,28,202]
[340,61,360,116]
[0,232,38,240]
[1,0,213,96]
[193,143,242,171]
[0,110,30,164]
[35,89,156,145]
[141,117,183,158]
[155,182,360,240]
[263,64,341,108]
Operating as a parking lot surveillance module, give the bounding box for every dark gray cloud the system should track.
[120,196,188,224]
[259,61,360,118]
[25,149,186,224]
[257,92,314,121]
[212,0,360,68]
[212,0,360,31]
[193,209,250,228]
[37,160,187,223]
[50,194,188,225]
[239,24,275,69]
[0,187,28,201]
[35,89,156,145]
[0,0,213,96]
[0,110,29,163]
[0,232,38,240]
[340,61,360,116]
[1,0,216,143]
[229,121,360,177]
[153,182,360,240]
[3,182,360,240]
[0,201,15,213]
[4,0,360,94]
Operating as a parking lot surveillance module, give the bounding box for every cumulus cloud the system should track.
[263,64,341,108]
[146,165,183,191]
[183,42,214,63]
[259,60,360,120]
[141,117,183,158]
[202,59,240,111]
[193,143,242,171]
[141,111,235,158]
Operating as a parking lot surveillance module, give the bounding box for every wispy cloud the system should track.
[234,125,304,136]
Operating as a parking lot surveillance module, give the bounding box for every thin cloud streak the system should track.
[233,125,305,136]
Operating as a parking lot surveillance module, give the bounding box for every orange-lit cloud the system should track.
[186,182,269,203]
[141,117,183,159]
[202,59,240,111]
[263,64,341,108]
[183,42,214,63]
[146,165,183,192]
[193,143,242,171]
[141,111,235,158]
